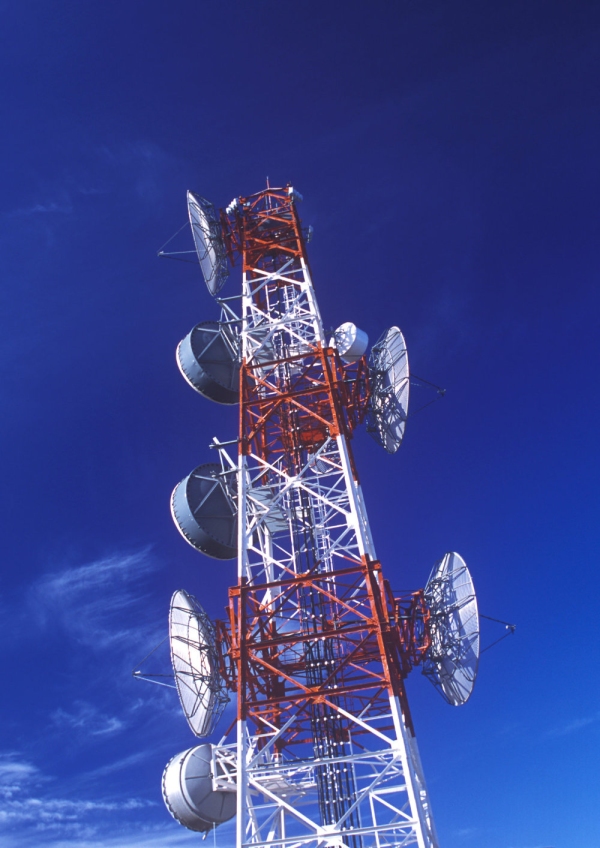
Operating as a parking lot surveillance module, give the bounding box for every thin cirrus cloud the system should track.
[0,757,43,798]
[79,751,151,781]
[1,830,204,848]
[51,701,124,738]
[546,712,600,737]
[0,794,151,824]
[8,200,74,217]
[97,140,176,203]
[0,545,193,848]
[29,548,160,651]
[0,752,157,848]
[5,138,174,225]
[22,547,180,757]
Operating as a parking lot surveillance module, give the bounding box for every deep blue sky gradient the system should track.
[1,2,599,847]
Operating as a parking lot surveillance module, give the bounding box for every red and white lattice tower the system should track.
[210,185,439,848]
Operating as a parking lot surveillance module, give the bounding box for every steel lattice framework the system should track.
[209,188,439,848]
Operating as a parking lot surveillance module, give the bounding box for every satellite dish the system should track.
[170,590,229,737]
[422,552,480,706]
[171,463,237,560]
[187,191,229,296]
[177,321,240,405]
[163,743,236,833]
[366,326,409,454]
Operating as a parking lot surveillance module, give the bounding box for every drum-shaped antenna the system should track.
[162,744,236,833]
[171,463,237,560]
[366,326,410,454]
[187,191,229,296]
[170,590,229,737]
[422,552,480,706]
[177,321,240,405]
[334,322,369,364]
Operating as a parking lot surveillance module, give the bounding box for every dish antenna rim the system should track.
[169,588,229,737]
[422,551,480,707]
[187,191,229,297]
[366,326,410,454]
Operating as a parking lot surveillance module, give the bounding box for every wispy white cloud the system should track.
[0,756,44,799]
[15,548,180,765]
[98,140,174,203]
[0,795,151,825]
[29,548,159,650]
[66,830,205,847]
[0,746,235,844]
[8,200,73,217]
[546,712,600,737]
[5,139,172,223]
[4,554,187,847]
[79,751,151,781]
[454,826,480,837]
[51,702,124,738]
[0,752,159,847]
[1,827,205,848]
[0,760,39,783]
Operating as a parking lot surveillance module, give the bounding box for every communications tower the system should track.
[158,185,480,848]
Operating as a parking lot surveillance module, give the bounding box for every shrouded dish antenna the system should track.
[177,321,240,405]
[169,590,229,737]
[187,191,229,296]
[423,552,480,706]
[333,322,369,364]
[163,744,236,833]
[366,326,410,454]
[171,463,237,560]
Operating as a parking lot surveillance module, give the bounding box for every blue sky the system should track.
[1,1,599,846]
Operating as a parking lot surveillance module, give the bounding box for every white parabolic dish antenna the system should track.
[169,590,229,737]
[423,552,480,706]
[366,326,409,454]
[187,191,229,296]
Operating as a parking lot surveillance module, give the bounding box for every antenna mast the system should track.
[229,186,435,848]
[159,184,484,848]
